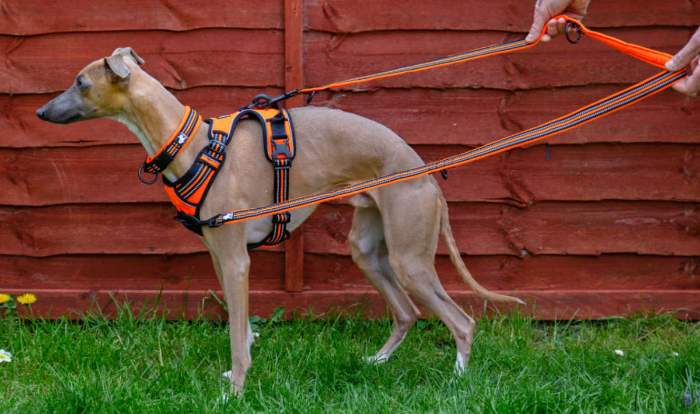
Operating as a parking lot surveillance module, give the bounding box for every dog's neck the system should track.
[111,73,205,179]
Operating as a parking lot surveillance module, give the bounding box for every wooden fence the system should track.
[1,0,699,319]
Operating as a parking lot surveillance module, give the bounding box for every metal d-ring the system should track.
[565,21,583,44]
[137,164,159,185]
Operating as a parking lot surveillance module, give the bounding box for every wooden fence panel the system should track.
[0,0,698,319]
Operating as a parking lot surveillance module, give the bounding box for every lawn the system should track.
[1,310,699,413]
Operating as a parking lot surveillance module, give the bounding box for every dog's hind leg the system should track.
[377,180,476,374]
[348,197,420,364]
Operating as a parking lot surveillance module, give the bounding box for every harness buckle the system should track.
[272,212,291,224]
[271,141,292,160]
[207,214,226,228]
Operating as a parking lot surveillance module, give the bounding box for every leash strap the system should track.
[141,106,201,176]
[198,17,686,228]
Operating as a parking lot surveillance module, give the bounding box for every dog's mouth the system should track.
[36,86,96,124]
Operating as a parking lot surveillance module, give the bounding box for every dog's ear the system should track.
[111,47,145,66]
[104,55,131,81]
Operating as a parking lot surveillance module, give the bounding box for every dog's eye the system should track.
[76,76,90,91]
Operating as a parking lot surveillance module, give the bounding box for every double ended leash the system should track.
[199,16,686,229]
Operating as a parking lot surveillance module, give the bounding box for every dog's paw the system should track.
[218,391,231,405]
[453,353,467,375]
[363,354,389,365]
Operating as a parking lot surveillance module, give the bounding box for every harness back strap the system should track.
[247,108,296,249]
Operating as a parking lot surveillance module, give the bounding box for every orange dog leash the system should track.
[198,17,686,228]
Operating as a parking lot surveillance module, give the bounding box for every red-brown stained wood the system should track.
[283,0,306,292]
[0,30,283,94]
[6,288,700,320]
[313,87,700,146]
[1,87,283,148]
[303,28,691,90]
[4,253,697,292]
[0,1,283,35]
[2,0,699,321]
[0,253,282,291]
[302,254,700,291]
[7,86,697,149]
[2,143,698,206]
[1,202,697,257]
[305,0,700,33]
[303,203,700,257]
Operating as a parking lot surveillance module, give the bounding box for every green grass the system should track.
[1,311,699,413]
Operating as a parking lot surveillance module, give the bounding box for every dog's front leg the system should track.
[205,226,251,396]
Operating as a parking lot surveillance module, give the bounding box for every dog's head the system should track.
[36,47,145,124]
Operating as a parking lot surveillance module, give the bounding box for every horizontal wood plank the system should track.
[0,0,283,35]
[5,85,698,149]
[3,0,698,36]
[306,0,700,33]
[0,30,283,94]
[2,253,698,292]
[1,143,698,206]
[314,86,700,146]
[304,28,692,90]
[304,202,700,257]
[1,202,697,257]
[6,288,700,320]
[1,87,282,148]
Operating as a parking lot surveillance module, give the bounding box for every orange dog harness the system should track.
[140,104,296,248]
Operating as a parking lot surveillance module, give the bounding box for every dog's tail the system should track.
[439,197,526,305]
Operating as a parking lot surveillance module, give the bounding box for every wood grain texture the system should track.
[2,0,698,320]
[283,0,307,292]
[304,28,692,90]
[1,143,698,206]
[3,253,697,292]
[0,1,283,35]
[312,86,700,146]
[2,0,698,36]
[302,203,700,257]
[6,288,700,320]
[0,30,283,94]
[6,87,699,148]
[305,0,700,33]
[1,88,283,148]
[1,202,697,257]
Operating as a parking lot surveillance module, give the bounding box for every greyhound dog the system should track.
[36,48,524,394]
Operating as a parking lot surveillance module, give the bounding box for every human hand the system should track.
[666,27,700,97]
[526,0,591,43]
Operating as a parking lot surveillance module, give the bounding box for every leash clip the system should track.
[137,164,159,185]
[206,213,232,228]
[565,21,583,44]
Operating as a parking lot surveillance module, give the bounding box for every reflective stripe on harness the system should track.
[162,107,296,249]
[196,17,687,229]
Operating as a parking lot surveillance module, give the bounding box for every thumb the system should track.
[526,7,549,43]
[666,29,700,71]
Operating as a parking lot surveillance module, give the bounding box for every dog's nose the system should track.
[36,107,46,120]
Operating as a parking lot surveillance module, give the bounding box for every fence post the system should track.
[283,0,305,292]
